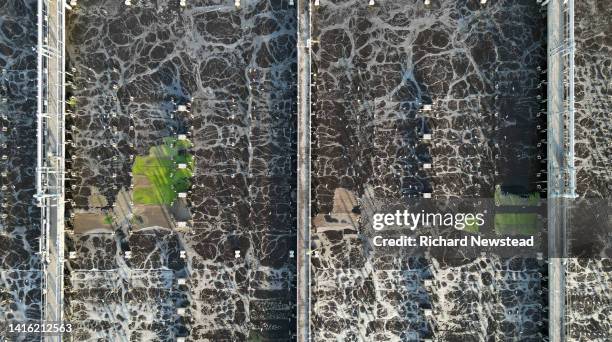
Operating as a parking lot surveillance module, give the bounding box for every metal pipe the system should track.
[567,0,576,198]
[547,0,567,341]
[297,0,311,340]
[36,0,47,327]
[36,0,44,200]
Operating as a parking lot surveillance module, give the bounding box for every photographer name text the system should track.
[373,235,534,247]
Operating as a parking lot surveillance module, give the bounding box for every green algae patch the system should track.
[132,137,194,205]
[248,331,264,342]
[494,213,539,236]
[463,217,480,234]
[494,185,540,207]
[66,96,77,108]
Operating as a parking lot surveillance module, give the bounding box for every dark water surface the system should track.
[567,0,612,340]
[0,0,42,332]
[66,0,296,340]
[0,0,609,341]
[311,0,547,340]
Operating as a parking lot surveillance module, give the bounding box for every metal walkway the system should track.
[297,0,312,340]
[36,0,66,339]
[543,0,576,340]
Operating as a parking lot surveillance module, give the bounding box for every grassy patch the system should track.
[463,217,480,234]
[494,213,539,236]
[103,214,113,225]
[494,185,540,206]
[66,96,77,108]
[132,137,194,205]
[247,331,263,342]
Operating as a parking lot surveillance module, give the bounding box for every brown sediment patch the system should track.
[131,204,172,231]
[133,175,151,188]
[112,188,175,232]
[332,187,358,214]
[170,198,191,222]
[87,186,108,208]
[112,188,132,224]
[73,212,113,234]
[314,188,360,232]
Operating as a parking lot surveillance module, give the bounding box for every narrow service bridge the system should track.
[36,0,65,340]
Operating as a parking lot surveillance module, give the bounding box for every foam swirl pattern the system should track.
[66,0,296,340]
[311,0,547,340]
[0,0,42,333]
